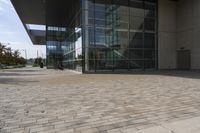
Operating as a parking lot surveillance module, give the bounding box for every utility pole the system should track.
[41,51,43,59]
[24,49,27,61]
[21,49,27,63]
[37,50,39,58]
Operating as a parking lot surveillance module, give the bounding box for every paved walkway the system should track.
[132,116,200,133]
[1,67,200,133]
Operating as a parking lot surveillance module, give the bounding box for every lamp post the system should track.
[20,49,27,63]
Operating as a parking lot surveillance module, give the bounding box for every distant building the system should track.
[11,0,199,73]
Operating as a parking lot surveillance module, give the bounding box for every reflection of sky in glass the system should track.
[75,29,82,58]
[26,24,46,31]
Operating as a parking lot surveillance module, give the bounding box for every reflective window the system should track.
[129,49,144,60]
[52,0,158,72]
[144,33,155,48]
[129,32,143,48]
[82,0,157,72]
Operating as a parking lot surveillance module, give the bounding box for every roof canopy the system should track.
[11,0,45,45]
[11,0,80,45]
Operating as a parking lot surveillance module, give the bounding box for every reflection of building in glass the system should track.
[11,0,157,72]
[83,0,157,72]
[14,0,199,72]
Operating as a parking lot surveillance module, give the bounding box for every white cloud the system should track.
[0,6,3,12]
[0,0,12,15]
[0,31,16,35]
[0,24,5,28]
[0,0,10,5]
[0,3,4,12]
[0,1,5,15]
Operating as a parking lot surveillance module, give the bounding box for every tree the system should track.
[13,50,20,58]
[0,42,27,66]
[33,57,43,67]
[0,43,6,63]
[13,50,20,64]
[0,43,6,55]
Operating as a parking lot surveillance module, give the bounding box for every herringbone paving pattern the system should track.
[1,68,200,133]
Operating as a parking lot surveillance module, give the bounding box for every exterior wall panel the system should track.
[177,0,200,69]
[158,0,176,69]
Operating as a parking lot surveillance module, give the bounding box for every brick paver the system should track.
[1,67,200,133]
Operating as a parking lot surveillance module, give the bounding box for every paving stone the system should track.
[1,68,200,132]
[80,128,99,133]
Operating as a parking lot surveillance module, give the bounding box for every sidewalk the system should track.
[1,67,200,133]
[132,116,200,133]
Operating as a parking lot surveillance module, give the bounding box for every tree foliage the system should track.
[33,57,46,67]
[0,42,26,65]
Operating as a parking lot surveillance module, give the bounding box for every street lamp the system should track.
[19,49,27,63]
[21,49,27,61]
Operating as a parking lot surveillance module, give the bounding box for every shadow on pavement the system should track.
[4,69,40,73]
[0,78,39,85]
[86,70,200,80]
[0,73,45,77]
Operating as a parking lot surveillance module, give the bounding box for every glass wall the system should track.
[46,1,83,72]
[46,26,83,71]
[82,0,157,72]
[46,0,157,72]
[46,27,67,69]
[62,11,83,72]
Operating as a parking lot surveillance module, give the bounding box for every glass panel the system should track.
[129,60,144,69]
[96,60,113,70]
[46,3,83,72]
[145,2,155,18]
[97,48,113,60]
[114,60,129,69]
[89,60,95,70]
[144,60,155,69]
[144,18,155,31]
[113,48,129,60]
[82,0,157,72]
[130,0,144,17]
[88,0,95,9]
[130,17,144,31]
[87,27,95,46]
[129,32,143,48]
[145,0,156,4]
[113,30,128,48]
[95,28,106,46]
[129,49,144,60]
[144,33,155,48]
[144,50,155,59]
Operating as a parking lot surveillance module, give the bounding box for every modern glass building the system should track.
[12,0,200,72]
[81,0,157,72]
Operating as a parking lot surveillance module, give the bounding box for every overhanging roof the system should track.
[11,0,46,45]
[11,0,80,45]
[11,0,45,25]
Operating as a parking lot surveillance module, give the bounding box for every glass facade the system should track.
[46,1,83,71]
[46,26,67,69]
[46,0,157,73]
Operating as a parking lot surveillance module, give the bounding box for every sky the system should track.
[0,0,46,59]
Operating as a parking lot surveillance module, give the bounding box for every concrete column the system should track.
[82,0,89,72]
[158,0,177,69]
[177,0,200,69]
